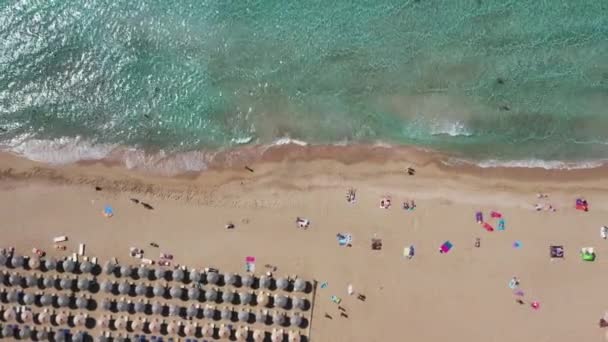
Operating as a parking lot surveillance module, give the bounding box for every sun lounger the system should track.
[53,236,68,243]
[78,244,85,256]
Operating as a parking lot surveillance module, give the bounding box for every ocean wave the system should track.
[271,137,309,146]
[461,158,606,170]
[429,120,473,137]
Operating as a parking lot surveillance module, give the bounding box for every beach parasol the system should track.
[60,278,72,290]
[153,268,165,280]
[271,329,283,342]
[206,271,219,285]
[44,258,57,271]
[0,253,6,266]
[100,280,113,293]
[276,277,289,291]
[22,292,35,305]
[253,329,265,342]
[184,322,196,336]
[80,261,93,274]
[135,283,147,296]
[57,294,69,307]
[134,300,146,313]
[96,336,108,342]
[203,305,215,319]
[120,265,132,278]
[169,285,182,299]
[292,297,307,311]
[9,273,22,286]
[40,293,53,306]
[29,257,41,270]
[131,318,144,332]
[255,310,267,324]
[114,316,126,329]
[25,274,37,287]
[100,298,112,311]
[73,313,87,326]
[153,284,165,297]
[97,315,109,328]
[116,299,129,312]
[118,281,130,295]
[76,296,88,309]
[20,309,33,322]
[274,294,287,308]
[0,272,5,285]
[72,331,86,342]
[238,310,250,322]
[2,324,13,338]
[186,304,198,318]
[103,261,115,275]
[55,329,68,342]
[288,330,299,342]
[149,320,161,333]
[259,275,271,289]
[222,290,235,304]
[218,324,230,339]
[6,289,19,302]
[273,311,285,326]
[11,255,25,268]
[172,268,184,282]
[293,278,306,292]
[151,301,163,315]
[55,312,68,325]
[240,291,252,305]
[37,311,50,324]
[77,277,90,291]
[3,307,16,321]
[62,259,75,273]
[137,266,149,279]
[205,288,218,302]
[257,292,269,306]
[19,325,32,339]
[167,321,178,334]
[36,328,49,340]
[42,276,54,289]
[290,313,302,327]
[235,326,248,341]
[242,274,254,288]
[220,307,231,321]
[224,272,237,286]
[189,269,201,283]
[201,323,214,337]
[187,287,200,300]
[168,303,179,316]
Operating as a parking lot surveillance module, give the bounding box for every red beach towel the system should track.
[483,222,494,232]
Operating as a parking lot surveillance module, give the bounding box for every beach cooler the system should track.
[483,222,494,232]
[440,241,453,254]
[497,218,506,231]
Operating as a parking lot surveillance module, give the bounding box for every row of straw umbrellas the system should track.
[1,307,89,327]
[1,272,95,292]
[1,324,92,342]
[1,289,91,309]
[0,255,95,275]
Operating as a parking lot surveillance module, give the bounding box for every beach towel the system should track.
[337,234,352,247]
[576,198,589,211]
[103,205,114,217]
[497,219,505,231]
[550,245,564,258]
[331,295,342,304]
[403,245,415,259]
[476,212,483,223]
[490,211,502,218]
[440,241,453,254]
[483,222,494,232]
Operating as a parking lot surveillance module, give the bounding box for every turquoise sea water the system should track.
[0,0,607,167]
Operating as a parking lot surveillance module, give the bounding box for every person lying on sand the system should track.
[380,197,391,209]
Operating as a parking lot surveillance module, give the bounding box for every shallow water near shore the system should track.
[1,0,607,169]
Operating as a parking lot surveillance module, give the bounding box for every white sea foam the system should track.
[3,135,117,164]
[430,120,473,137]
[472,158,605,170]
[272,137,309,146]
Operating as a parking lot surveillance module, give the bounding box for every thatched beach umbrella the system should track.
[222,290,235,304]
[134,300,146,313]
[80,261,93,274]
[9,273,22,286]
[98,315,109,328]
[100,298,112,311]
[37,311,50,324]
[103,261,115,275]
[11,255,25,268]
[206,271,219,285]
[151,301,163,315]
[76,296,88,309]
[240,291,252,305]
[235,326,248,341]
[242,274,254,288]
[218,325,230,339]
[131,317,144,332]
[2,324,13,338]
[203,305,215,319]
[173,268,184,282]
[288,330,299,342]
[25,274,37,287]
[19,325,32,339]
[169,285,181,299]
[137,266,149,279]
[189,269,201,283]
[238,310,249,322]
[29,257,41,270]
[205,288,218,302]
[44,258,57,271]
[72,331,86,342]
[169,303,179,316]
[40,293,53,306]
[118,281,130,295]
[290,313,302,328]
[274,294,288,309]
[62,259,75,273]
[60,278,72,290]
[224,273,237,286]
[294,297,308,311]
[271,329,283,342]
[293,278,306,292]
[153,268,164,280]
[257,292,269,307]
[201,323,214,338]
[259,275,271,289]
[57,294,69,307]
[255,310,267,324]
[272,311,285,326]
[276,277,289,291]
[6,289,19,302]
[149,320,161,333]
[42,276,54,289]
[186,304,197,318]
[36,328,49,341]
[187,287,200,300]
[167,321,178,334]
[55,312,68,325]
[153,284,165,297]
[114,316,126,330]
[135,283,147,296]
[73,313,87,326]
[116,299,129,312]
[100,280,113,293]
[20,309,33,322]
[0,272,6,285]
[22,292,35,305]
[55,329,68,342]
[220,307,231,321]
[120,265,132,278]
[3,307,16,321]
[77,277,90,291]
[184,322,196,336]
[253,329,264,342]
[0,254,6,267]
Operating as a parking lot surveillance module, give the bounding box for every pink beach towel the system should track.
[483,222,494,232]
[490,211,502,218]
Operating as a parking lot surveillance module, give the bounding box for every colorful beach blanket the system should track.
[440,241,453,254]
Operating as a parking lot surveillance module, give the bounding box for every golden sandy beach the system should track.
[1,146,608,342]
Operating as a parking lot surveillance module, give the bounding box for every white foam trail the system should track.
[453,158,606,170]
[430,120,472,137]
[4,135,116,164]
[272,137,308,146]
